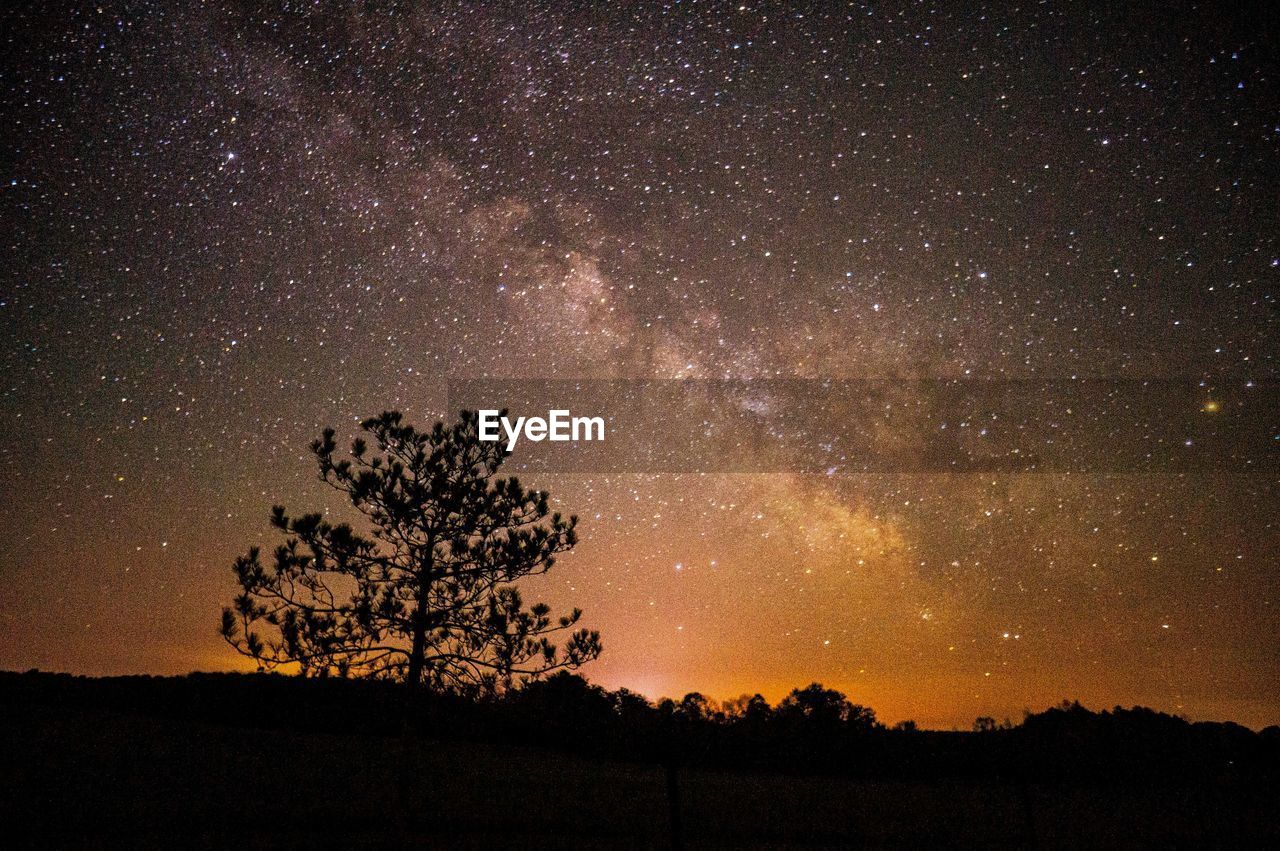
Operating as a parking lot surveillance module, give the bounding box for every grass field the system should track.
[3,702,1275,847]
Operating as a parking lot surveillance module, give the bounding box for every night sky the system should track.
[3,1,1278,729]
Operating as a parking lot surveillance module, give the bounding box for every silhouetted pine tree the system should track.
[221,410,601,693]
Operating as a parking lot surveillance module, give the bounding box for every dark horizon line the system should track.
[6,666,1274,734]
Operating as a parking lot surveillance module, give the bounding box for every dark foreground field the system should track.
[2,675,1277,847]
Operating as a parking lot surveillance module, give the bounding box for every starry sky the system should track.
[2,1,1278,729]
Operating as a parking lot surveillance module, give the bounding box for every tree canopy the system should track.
[221,410,601,693]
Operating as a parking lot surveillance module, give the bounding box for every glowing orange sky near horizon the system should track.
[4,461,1276,730]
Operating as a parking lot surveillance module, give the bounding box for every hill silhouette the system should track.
[2,669,1276,845]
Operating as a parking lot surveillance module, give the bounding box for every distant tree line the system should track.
[5,670,1276,788]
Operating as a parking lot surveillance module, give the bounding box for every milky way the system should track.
[2,1,1278,728]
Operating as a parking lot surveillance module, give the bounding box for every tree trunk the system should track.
[406,613,426,686]
[406,544,432,686]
